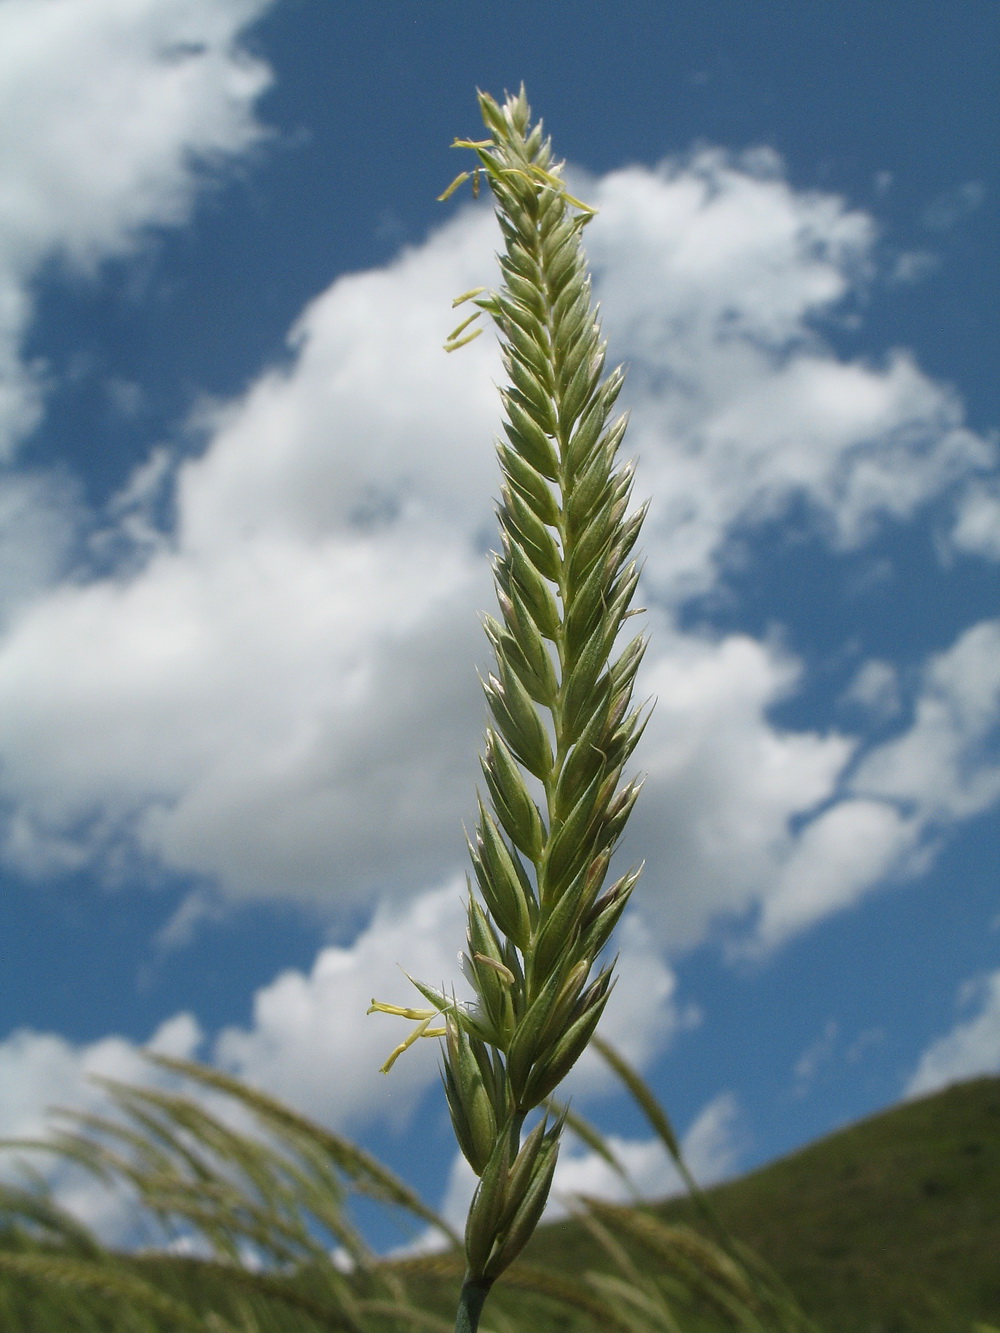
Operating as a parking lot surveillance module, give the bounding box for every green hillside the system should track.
[517,1075,1000,1331]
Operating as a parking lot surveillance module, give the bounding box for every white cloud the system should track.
[558,911,694,1099]
[631,617,1000,953]
[677,1091,744,1189]
[0,0,273,459]
[0,0,274,636]
[752,619,1000,948]
[852,620,1000,822]
[0,887,681,1198]
[757,798,918,948]
[0,467,82,622]
[552,1090,741,1213]
[0,0,271,267]
[2,117,996,1257]
[0,145,993,958]
[629,628,854,949]
[951,478,1000,561]
[905,970,1000,1097]
[842,659,901,721]
[0,890,682,1238]
[585,149,871,354]
[0,1012,200,1145]
[586,152,996,599]
[0,209,502,902]
[216,882,470,1130]
[176,211,501,550]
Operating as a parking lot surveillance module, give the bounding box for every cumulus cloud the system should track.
[627,627,853,950]
[0,208,503,900]
[754,619,1000,949]
[550,1090,742,1214]
[0,467,82,622]
[629,617,1000,953]
[586,151,995,598]
[6,88,998,1255]
[0,0,274,635]
[950,479,1000,561]
[216,882,470,1130]
[0,0,273,459]
[852,619,1000,823]
[0,142,995,960]
[756,798,917,947]
[905,970,1000,1097]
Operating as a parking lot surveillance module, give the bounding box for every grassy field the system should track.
[3,1075,998,1330]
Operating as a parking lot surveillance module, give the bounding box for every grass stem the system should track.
[454,1276,493,1333]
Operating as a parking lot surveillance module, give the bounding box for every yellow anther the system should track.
[379,1015,447,1074]
[445,311,481,343]
[367,1000,438,1020]
[444,328,484,353]
[452,287,487,308]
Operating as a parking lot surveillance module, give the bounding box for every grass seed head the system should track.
[370,87,649,1301]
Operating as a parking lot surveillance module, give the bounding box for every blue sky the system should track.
[1,0,998,1250]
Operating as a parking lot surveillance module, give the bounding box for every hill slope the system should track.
[519,1075,1000,1331]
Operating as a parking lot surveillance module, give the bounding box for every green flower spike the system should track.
[371,85,649,1333]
